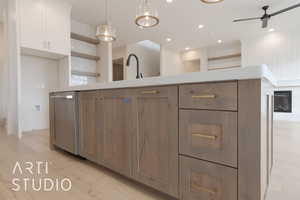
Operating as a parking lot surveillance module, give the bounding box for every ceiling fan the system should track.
[233,3,300,28]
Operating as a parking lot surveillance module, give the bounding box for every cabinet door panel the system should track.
[19,0,45,50]
[79,91,98,162]
[45,0,71,55]
[133,86,178,198]
[98,90,133,177]
[180,156,237,200]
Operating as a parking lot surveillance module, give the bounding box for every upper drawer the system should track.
[179,110,237,167]
[179,82,238,111]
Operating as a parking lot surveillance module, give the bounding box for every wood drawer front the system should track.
[179,82,238,111]
[180,156,237,200]
[180,110,237,167]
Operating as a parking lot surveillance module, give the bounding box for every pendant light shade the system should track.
[200,0,224,3]
[96,24,116,42]
[135,0,159,28]
[96,0,116,42]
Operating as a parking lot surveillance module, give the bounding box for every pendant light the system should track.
[96,0,116,42]
[135,0,159,28]
[200,0,224,3]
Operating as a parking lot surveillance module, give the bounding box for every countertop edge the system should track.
[52,65,277,93]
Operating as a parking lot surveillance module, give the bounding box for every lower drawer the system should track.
[180,156,237,200]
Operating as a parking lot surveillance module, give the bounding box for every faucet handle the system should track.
[140,73,143,78]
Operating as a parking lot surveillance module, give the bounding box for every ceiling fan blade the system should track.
[262,18,268,28]
[233,17,260,22]
[270,3,300,17]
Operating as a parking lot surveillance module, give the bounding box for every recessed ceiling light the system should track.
[166,0,173,3]
[185,47,190,50]
[166,38,172,42]
[217,40,222,43]
[269,28,275,32]
[198,24,205,29]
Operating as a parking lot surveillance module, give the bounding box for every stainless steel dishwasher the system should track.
[50,92,79,155]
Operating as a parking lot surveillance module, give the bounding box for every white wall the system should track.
[207,41,241,70]
[242,29,300,122]
[160,46,184,76]
[242,29,300,81]
[0,22,6,124]
[20,55,59,132]
[181,48,208,72]
[126,41,160,80]
[5,0,21,136]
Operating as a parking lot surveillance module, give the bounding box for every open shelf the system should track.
[71,51,100,61]
[71,32,100,45]
[208,53,241,61]
[72,70,100,77]
[208,65,241,71]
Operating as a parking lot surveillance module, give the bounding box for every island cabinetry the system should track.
[97,89,134,177]
[132,86,179,198]
[78,91,99,163]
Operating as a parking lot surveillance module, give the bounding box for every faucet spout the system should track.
[126,53,141,79]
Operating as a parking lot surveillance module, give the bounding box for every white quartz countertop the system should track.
[53,65,277,92]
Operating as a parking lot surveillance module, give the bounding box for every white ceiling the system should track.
[65,0,300,50]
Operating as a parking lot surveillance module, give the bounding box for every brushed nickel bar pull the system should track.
[141,90,159,94]
[192,133,217,140]
[192,183,217,195]
[192,94,216,99]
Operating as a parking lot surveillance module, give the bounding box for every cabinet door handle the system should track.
[192,183,217,195]
[51,95,73,99]
[192,132,217,140]
[192,94,216,99]
[141,90,159,94]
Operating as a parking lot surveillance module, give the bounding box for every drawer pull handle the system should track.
[141,90,159,94]
[192,183,217,195]
[192,94,216,99]
[192,133,217,140]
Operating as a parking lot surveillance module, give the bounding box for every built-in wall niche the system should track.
[274,91,292,113]
[207,41,241,71]
[182,59,201,73]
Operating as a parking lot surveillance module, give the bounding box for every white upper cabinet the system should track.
[19,0,45,51]
[19,0,71,56]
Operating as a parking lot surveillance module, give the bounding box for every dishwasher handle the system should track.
[50,95,74,99]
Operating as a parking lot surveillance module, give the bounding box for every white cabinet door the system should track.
[19,0,46,51]
[45,0,71,56]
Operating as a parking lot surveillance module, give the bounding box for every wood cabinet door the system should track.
[97,90,133,177]
[79,91,99,163]
[19,0,45,51]
[132,86,179,198]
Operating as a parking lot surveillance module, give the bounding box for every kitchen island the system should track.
[50,65,275,200]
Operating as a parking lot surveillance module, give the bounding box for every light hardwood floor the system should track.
[0,121,299,200]
[266,121,300,200]
[0,128,174,200]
